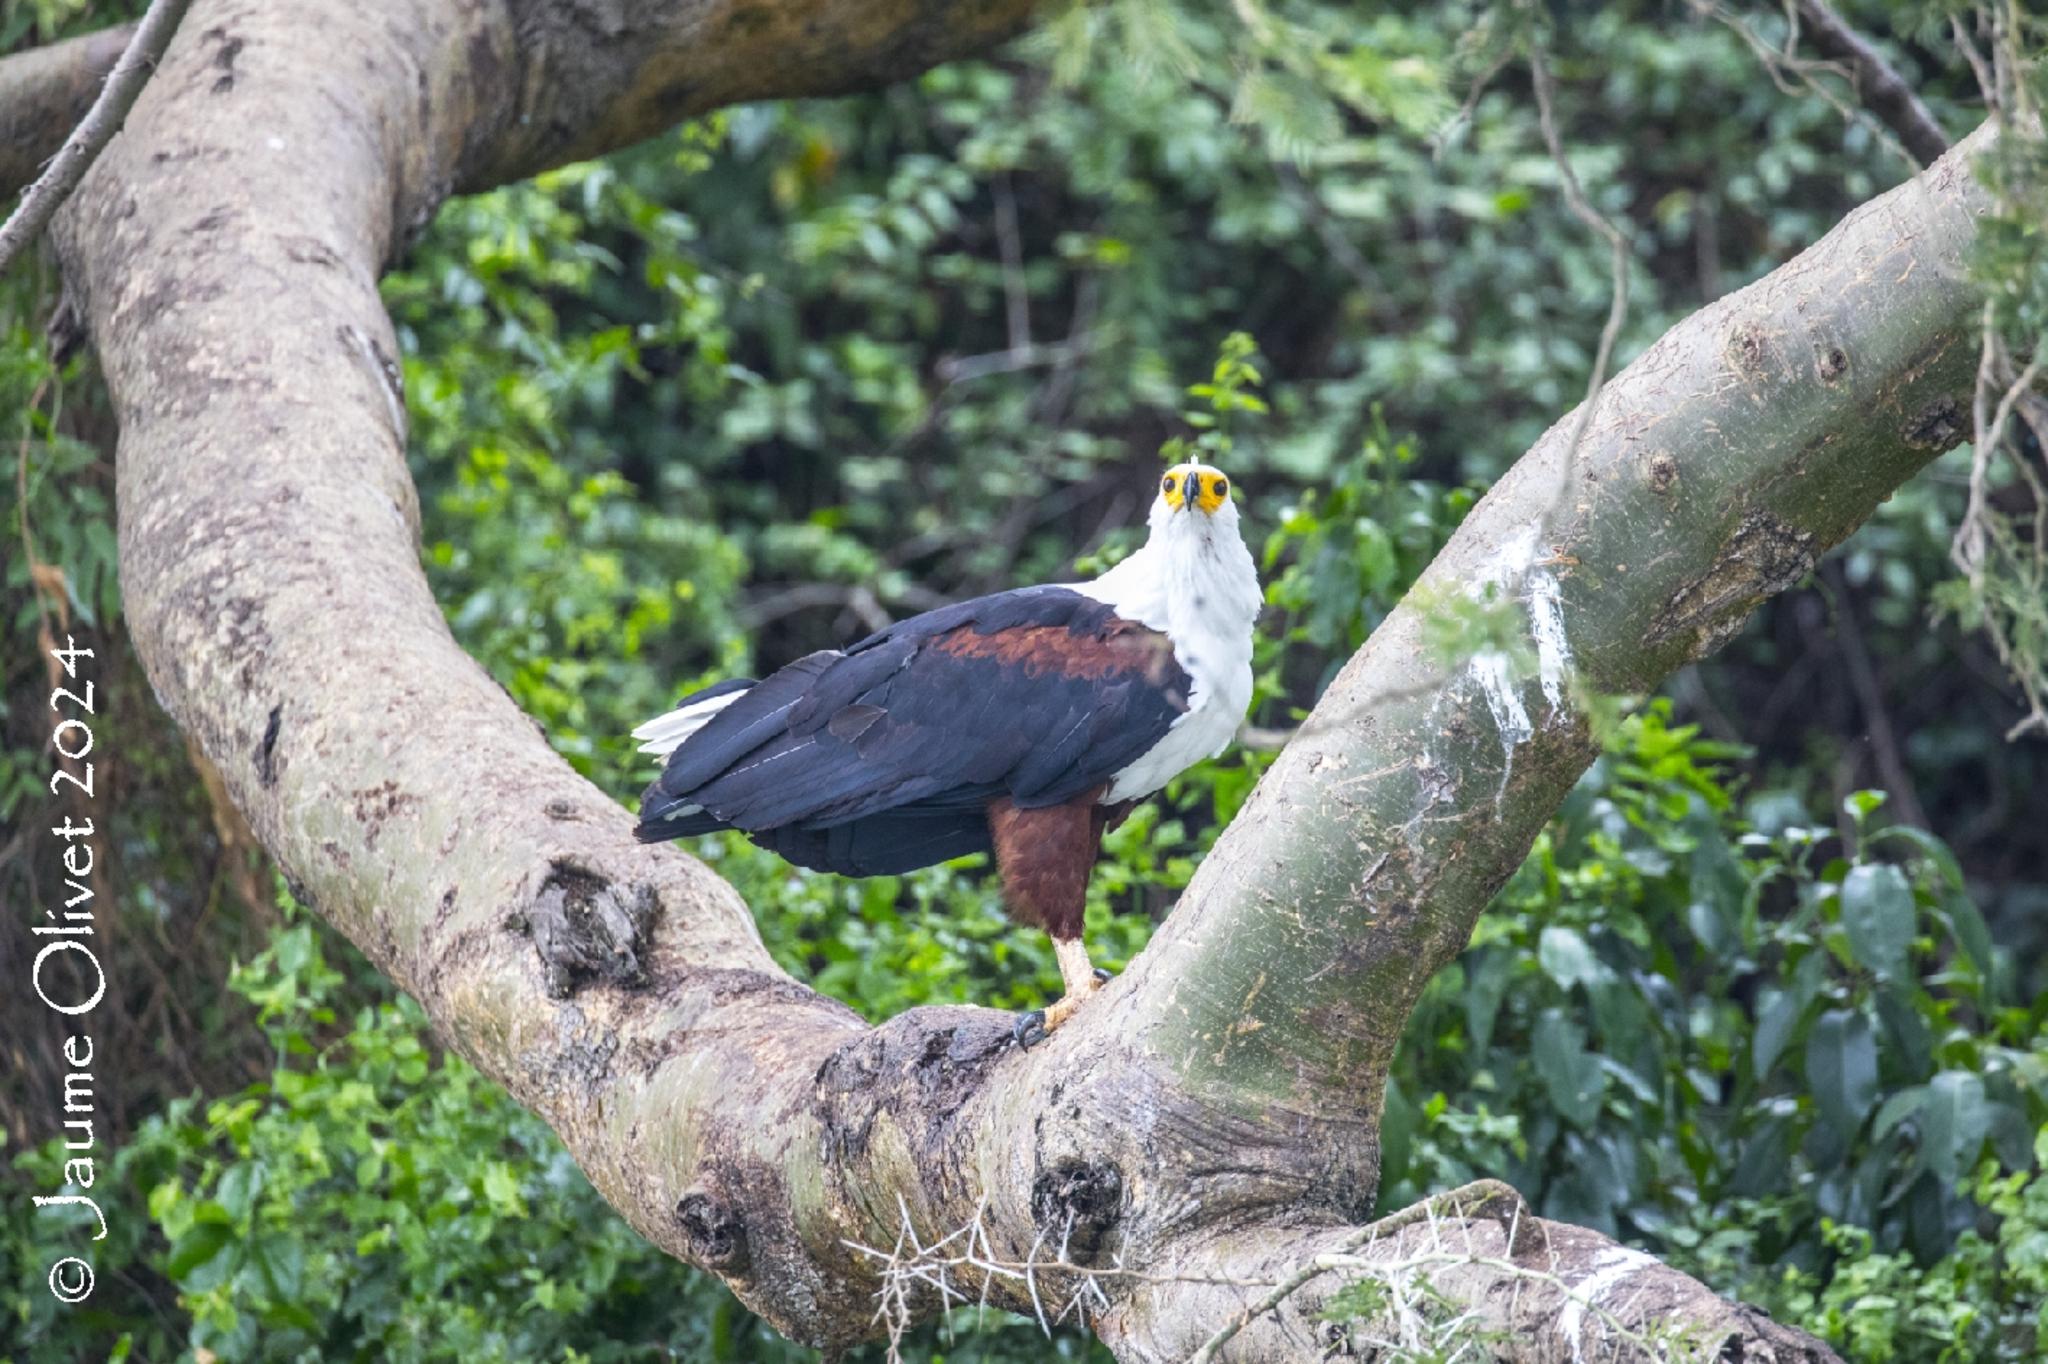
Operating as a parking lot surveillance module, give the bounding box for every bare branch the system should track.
[0,22,134,200]
[1187,1181,1533,1364]
[1690,0,1920,170]
[470,0,1044,189]
[0,0,192,273]
[1527,46,1632,546]
[1793,0,1951,163]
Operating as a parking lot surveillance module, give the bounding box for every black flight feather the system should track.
[633,586,1192,874]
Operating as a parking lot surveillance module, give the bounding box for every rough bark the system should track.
[40,0,2003,1357]
[1115,1212,1837,1364]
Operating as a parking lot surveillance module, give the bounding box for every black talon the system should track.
[1092,967,1113,983]
[1013,1009,1048,1050]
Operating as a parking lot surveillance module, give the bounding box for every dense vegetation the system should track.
[5,0,2045,1359]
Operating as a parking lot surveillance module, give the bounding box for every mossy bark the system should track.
[31,1,2003,1357]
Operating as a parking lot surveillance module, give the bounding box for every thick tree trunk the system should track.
[24,0,2002,1357]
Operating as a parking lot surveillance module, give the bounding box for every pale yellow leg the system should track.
[1040,937,1107,1033]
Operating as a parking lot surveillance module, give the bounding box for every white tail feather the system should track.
[632,688,747,758]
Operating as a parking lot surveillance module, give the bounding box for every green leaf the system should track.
[216,1161,265,1221]
[1537,926,1601,991]
[1463,948,1512,1054]
[1943,890,1998,981]
[1532,1010,1607,1130]
[1751,985,1804,1078]
[1839,863,1914,979]
[1872,1085,1924,1141]
[1806,1009,1879,1134]
[165,1221,235,1280]
[1728,1116,1792,1199]
[1919,1071,1989,1184]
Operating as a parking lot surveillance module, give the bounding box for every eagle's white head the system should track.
[1158,461,1232,516]
[1148,460,1245,547]
[1081,459,1260,646]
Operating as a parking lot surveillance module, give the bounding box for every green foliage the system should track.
[1924,4,2048,735]
[1379,707,2047,1360]
[0,278,115,824]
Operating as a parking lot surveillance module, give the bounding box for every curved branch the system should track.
[1116,123,1997,1133]
[465,0,1047,190]
[0,2,189,272]
[1115,1209,1835,1364]
[49,0,2004,1357]
[0,22,134,200]
[1794,0,1952,165]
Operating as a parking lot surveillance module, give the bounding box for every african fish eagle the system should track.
[632,462,1260,1046]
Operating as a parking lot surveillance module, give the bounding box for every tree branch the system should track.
[1793,0,1952,164]
[463,0,1047,190]
[47,0,2007,1357]
[0,22,134,201]
[1113,119,1997,1160]
[0,3,188,273]
[1111,1213,1838,1363]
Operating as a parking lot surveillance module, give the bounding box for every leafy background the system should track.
[4,0,2047,1360]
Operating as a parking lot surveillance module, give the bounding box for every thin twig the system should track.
[1955,304,2003,577]
[1236,723,1296,750]
[736,580,951,633]
[1528,46,1631,547]
[1950,15,1999,115]
[1690,0,1918,170]
[1824,561,1931,829]
[0,0,196,273]
[935,337,1095,385]
[1274,160,1385,298]
[1431,48,1513,162]
[1946,3,2048,739]
[991,172,1031,355]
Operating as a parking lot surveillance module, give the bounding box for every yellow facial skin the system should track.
[1160,462,1231,515]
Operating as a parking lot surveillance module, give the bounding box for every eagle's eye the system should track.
[1212,477,1228,498]
[1162,475,1176,493]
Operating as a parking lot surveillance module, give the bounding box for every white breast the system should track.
[1097,648,1248,801]
[1070,503,1261,803]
